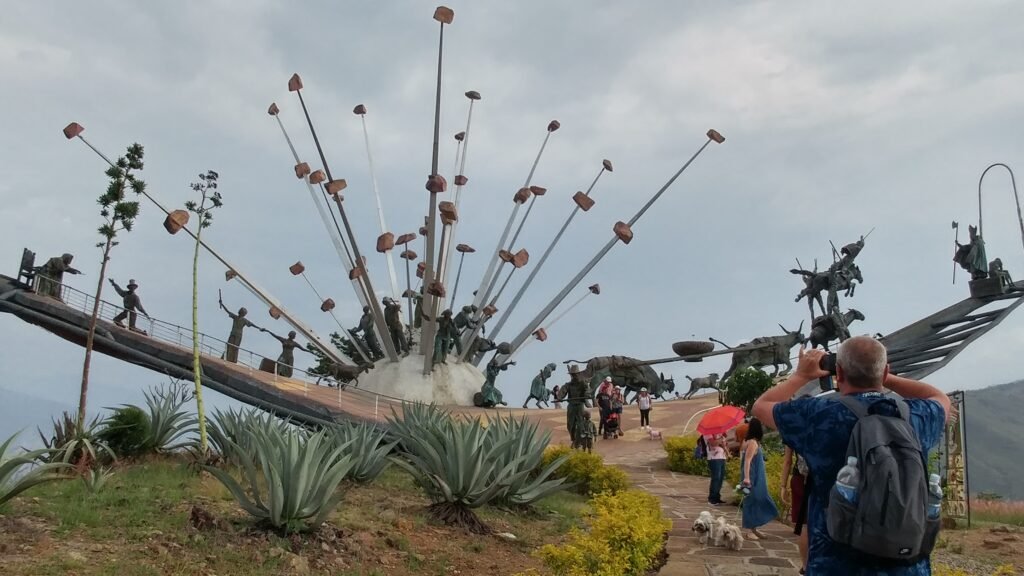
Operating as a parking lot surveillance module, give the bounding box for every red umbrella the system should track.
[697,405,746,436]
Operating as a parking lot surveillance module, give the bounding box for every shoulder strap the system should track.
[837,395,869,419]
[837,394,911,422]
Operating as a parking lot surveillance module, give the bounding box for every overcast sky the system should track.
[2,0,1024,437]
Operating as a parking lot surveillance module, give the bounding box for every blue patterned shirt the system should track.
[774,392,945,576]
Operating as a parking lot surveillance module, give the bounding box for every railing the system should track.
[28,275,420,417]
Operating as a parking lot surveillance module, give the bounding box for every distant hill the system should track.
[965,380,1024,501]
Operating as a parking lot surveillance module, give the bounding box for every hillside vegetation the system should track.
[966,380,1024,501]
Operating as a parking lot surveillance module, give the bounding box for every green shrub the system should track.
[208,407,291,465]
[537,489,671,576]
[98,406,151,458]
[541,445,628,496]
[721,368,774,413]
[1,432,71,507]
[204,425,354,534]
[664,435,708,476]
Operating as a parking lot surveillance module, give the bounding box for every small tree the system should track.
[185,170,222,454]
[79,144,146,429]
[721,368,774,414]
[307,331,365,377]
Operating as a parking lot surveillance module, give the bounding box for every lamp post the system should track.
[977,163,1024,255]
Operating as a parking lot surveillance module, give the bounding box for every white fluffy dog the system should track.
[692,511,715,545]
[713,516,744,551]
[647,428,663,441]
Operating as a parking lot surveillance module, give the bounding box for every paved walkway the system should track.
[601,435,802,575]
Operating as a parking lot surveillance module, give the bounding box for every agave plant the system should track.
[209,407,295,465]
[387,402,451,451]
[390,410,528,534]
[143,383,198,452]
[37,411,114,467]
[81,466,115,494]
[330,422,396,483]
[204,425,354,533]
[1,433,71,506]
[483,414,569,506]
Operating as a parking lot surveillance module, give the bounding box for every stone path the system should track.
[604,445,803,576]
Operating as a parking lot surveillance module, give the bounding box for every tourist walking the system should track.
[739,417,778,540]
[610,385,625,427]
[637,387,652,428]
[596,377,614,436]
[782,445,811,573]
[704,432,728,505]
[109,278,149,332]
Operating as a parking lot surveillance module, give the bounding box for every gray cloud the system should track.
[2,1,1023,435]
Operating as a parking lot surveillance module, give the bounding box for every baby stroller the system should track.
[603,412,622,439]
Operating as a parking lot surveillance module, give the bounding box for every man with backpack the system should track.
[752,336,949,575]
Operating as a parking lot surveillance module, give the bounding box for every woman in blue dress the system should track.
[740,418,779,540]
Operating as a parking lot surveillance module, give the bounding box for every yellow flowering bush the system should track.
[933,563,1017,576]
[541,445,629,496]
[536,489,671,576]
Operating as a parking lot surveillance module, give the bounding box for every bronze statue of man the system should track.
[523,362,557,409]
[565,365,590,447]
[352,305,384,359]
[218,293,257,363]
[261,329,312,378]
[383,297,409,355]
[109,278,149,332]
[479,357,515,407]
[36,253,81,300]
[954,225,988,280]
[432,309,460,365]
[454,305,479,336]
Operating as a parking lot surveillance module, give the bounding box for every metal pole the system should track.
[271,109,367,307]
[490,163,608,341]
[438,94,479,313]
[450,252,467,309]
[977,163,1024,256]
[421,15,449,374]
[292,85,398,362]
[69,130,350,367]
[359,110,401,301]
[469,127,554,313]
[298,271,371,364]
[503,132,721,357]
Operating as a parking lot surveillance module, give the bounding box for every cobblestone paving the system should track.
[603,444,803,576]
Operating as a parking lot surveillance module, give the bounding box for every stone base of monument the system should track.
[356,354,486,406]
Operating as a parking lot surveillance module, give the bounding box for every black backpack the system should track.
[826,396,940,562]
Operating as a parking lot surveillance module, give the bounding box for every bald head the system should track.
[837,335,888,389]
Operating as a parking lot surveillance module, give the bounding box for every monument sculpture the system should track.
[562,355,675,401]
[523,362,557,408]
[711,322,806,382]
[109,278,150,333]
[35,253,81,301]
[261,329,313,378]
[953,225,988,281]
[474,356,515,408]
[682,373,720,400]
[218,291,259,363]
[351,305,385,360]
[564,364,590,448]
[808,309,865,350]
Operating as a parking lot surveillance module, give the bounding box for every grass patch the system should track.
[972,499,1024,527]
[1,457,587,575]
